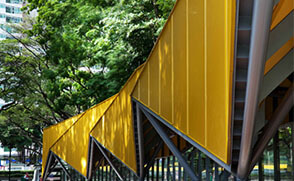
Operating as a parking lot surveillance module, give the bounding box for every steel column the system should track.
[292,122,294,178]
[156,159,160,180]
[161,158,165,181]
[184,152,188,181]
[109,165,111,181]
[273,132,280,181]
[206,156,210,181]
[237,0,274,178]
[258,156,264,181]
[151,164,155,180]
[215,163,219,181]
[140,107,199,181]
[197,151,202,179]
[92,139,124,181]
[172,156,176,181]
[167,157,171,181]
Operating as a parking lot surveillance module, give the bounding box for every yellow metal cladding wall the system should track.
[42,114,82,175]
[91,66,144,173]
[132,0,235,164]
[49,96,116,177]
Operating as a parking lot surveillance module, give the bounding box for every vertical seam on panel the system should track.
[148,62,150,106]
[171,15,174,124]
[204,0,208,148]
[159,41,161,115]
[224,0,229,160]
[138,79,140,100]
[186,0,190,134]
[224,0,229,162]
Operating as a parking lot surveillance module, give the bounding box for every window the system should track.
[6,6,21,14]
[0,14,5,18]
[4,147,9,152]
[5,6,11,13]
[5,26,12,33]
[14,7,21,14]
[0,24,14,33]
[6,0,22,4]
[0,4,5,8]
[6,16,22,23]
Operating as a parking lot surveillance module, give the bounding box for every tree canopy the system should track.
[0,0,175,161]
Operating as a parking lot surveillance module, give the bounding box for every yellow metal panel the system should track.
[91,66,144,173]
[159,22,173,122]
[187,0,205,146]
[264,37,294,75]
[132,81,139,99]
[206,0,229,162]
[173,0,187,133]
[44,0,236,174]
[50,96,116,177]
[149,45,160,113]
[139,65,149,106]
[271,0,294,31]
[42,113,82,176]
[132,0,235,164]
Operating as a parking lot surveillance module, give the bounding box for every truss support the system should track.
[53,154,71,180]
[143,140,163,179]
[87,137,94,180]
[43,151,55,181]
[92,138,124,181]
[248,84,294,176]
[140,106,199,181]
[136,103,145,180]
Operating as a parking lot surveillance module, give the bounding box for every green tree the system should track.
[0,0,176,159]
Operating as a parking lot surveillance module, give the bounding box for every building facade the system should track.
[0,0,23,40]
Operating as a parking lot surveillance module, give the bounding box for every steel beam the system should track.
[133,98,231,172]
[53,154,71,180]
[92,138,124,181]
[136,103,145,179]
[248,84,294,176]
[266,11,293,59]
[259,50,294,102]
[140,106,199,181]
[237,0,274,178]
[43,151,54,181]
[87,137,94,179]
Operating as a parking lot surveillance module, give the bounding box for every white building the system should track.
[0,99,4,108]
[0,0,23,40]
